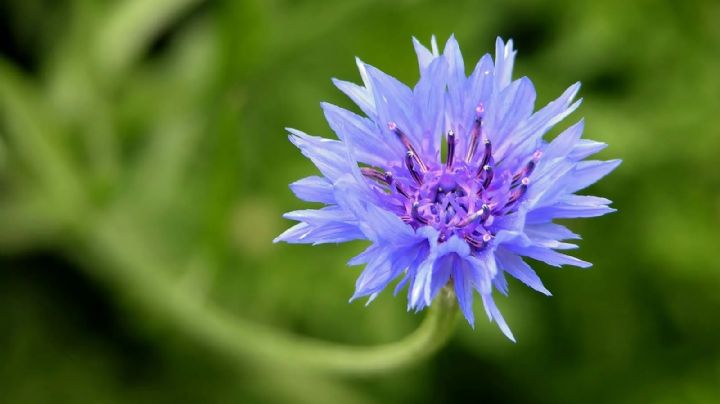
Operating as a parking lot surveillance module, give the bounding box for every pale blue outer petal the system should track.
[289,176,335,204]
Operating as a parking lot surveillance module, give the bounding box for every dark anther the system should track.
[505,178,529,207]
[389,122,427,172]
[405,151,424,184]
[479,139,492,169]
[361,167,389,184]
[411,201,429,224]
[481,164,494,189]
[465,104,485,162]
[446,130,456,169]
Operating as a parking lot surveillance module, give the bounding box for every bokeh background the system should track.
[1,0,719,403]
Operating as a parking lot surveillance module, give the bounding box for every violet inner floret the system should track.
[275,35,620,341]
[368,113,536,250]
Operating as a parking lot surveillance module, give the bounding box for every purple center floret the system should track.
[362,104,541,251]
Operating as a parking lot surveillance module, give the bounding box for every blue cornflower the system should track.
[275,36,619,341]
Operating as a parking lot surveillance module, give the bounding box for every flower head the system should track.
[275,36,619,341]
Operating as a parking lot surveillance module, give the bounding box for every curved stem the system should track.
[77,212,458,377]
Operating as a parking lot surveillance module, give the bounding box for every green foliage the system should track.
[0,0,719,403]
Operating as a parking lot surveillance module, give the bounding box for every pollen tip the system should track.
[476,104,485,115]
[483,164,492,171]
[388,121,398,131]
[521,177,530,185]
[533,150,543,160]
[482,233,492,242]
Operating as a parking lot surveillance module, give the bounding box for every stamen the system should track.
[479,203,491,222]
[389,122,427,172]
[512,160,535,183]
[512,151,541,183]
[385,171,410,198]
[394,182,410,198]
[405,151,423,184]
[457,203,491,227]
[465,104,484,162]
[411,202,429,224]
[525,160,536,177]
[505,178,529,207]
[481,164,494,189]
[464,233,484,248]
[446,130,456,168]
[385,171,394,184]
[464,233,488,250]
[361,167,388,184]
[479,139,493,170]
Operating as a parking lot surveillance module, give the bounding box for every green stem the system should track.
[78,212,458,377]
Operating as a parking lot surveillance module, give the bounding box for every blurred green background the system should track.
[0,0,719,402]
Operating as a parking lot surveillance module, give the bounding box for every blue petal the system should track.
[459,54,494,150]
[363,64,420,147]
[276,204,365,245]
[541,119,585,161]
[321,102,400,166]
[274,221,364,245]
[332,176,418,244]
[481,292,516,342]
[496,248,551,295]
[522,84,582,142]
[434,234,471,257]
[412,56,448,158]
[429,255,454,305]
[525,222,581,241]
[410,256,435,308]
[503,84,582,164]
[394,240,431,296]
[466,251,496,294]
[529,194,616,220]
[331,57,378,119]
[569,139,608,160]
[453,258,476,327]
[347,244,380,266]
[409,234,468,309]
[507,243,592,268]
[282,205,354,225]
[289,176,335,204]
[287,128,350,182]
[493,37,516,92]
[525,157,575,207]
[488,77,536,153]
[443,35,466,129]
[565,159,622,194]
[412,35,439,74]
[443,35,465,82]
[492,270,509,296]
[350,247,404,301]
[331,78,376,119]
